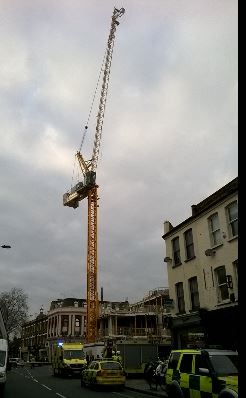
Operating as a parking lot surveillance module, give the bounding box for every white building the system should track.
[162,177,238,349]
[46,298,87,360]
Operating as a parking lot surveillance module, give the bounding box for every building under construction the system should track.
[98,287,172,344]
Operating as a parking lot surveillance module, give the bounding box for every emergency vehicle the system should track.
[51,341,87,377]
[165,348,238,398]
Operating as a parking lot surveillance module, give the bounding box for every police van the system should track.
[165,348,238,398]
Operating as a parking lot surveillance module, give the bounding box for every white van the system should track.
[0,339,8,393]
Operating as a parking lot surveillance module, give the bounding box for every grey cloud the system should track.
[0,0,237,316]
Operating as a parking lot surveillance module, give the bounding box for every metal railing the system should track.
[100,304,166,316]
[98,327,171,338]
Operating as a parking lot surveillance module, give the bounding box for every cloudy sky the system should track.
[0,0,238,318]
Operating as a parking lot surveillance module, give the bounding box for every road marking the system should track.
[13,369,35,380]
[113,393,141,398]
[41,384,52,391]
[33,379,38,382]
[25,368,34,378]
[56,394,67,398]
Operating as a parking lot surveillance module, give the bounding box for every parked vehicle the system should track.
[51,342,87,377]
[0,339,8,393]
[8,358,25,368]
[80,359,126,389]
[17,358,25,367]
[84,342,105,362]
[165,348,238,398]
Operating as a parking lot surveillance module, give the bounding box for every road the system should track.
[3,366,155,398]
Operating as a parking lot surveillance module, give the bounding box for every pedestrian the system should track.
[144,361,155,390]
[113,351,122,363]
[154,360,167,391]
[30,357,35,369]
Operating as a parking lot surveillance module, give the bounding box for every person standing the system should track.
[155,360,167,390]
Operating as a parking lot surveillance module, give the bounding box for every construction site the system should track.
[21,288,172,374]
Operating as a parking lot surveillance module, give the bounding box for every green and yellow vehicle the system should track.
[51,342,87,377]
[80,359,126,389]
[165,348,238,398]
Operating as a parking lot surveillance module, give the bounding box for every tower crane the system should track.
[63,7,125,343]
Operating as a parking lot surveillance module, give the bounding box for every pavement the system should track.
[125,378,167,397]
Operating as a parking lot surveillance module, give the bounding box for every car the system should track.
[9,358,25,368]
[80,359,126,389]
[165,348,238,398]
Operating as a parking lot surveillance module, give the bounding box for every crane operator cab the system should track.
[63,172,96,209]
[85,171,96,186]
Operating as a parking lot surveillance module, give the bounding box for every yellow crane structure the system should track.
[63,7,125,343]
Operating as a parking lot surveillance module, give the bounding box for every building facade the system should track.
[46,298,87,360]
[21,308,48,361]
[21,298,87,361]
[98,287,172,346]
[162,177,238,349]
[21,291,173,361]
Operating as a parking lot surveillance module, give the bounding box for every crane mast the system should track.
[63,8,125,343]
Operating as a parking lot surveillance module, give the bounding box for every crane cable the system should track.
[70,7,124,187]
[70,50,107,189]
[79,50,107,153]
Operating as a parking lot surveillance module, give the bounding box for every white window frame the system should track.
[189,277,200,310]
[226,201,238,238]
[184,229,195,260]
[214,266,229,303]
[208,213,222,247]
[172,237,181,266]
[176,282,185,313]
